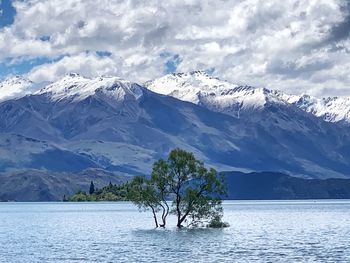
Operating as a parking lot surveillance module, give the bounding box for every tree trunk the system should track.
[160,201,169,227]
[159,203,166,227]
[151,206,159,228]
[177,206,192,228]
[176,196,182,228]
[177,213,187,227]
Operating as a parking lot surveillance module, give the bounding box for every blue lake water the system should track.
[0,200,350,262]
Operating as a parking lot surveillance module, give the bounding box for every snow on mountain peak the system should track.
[145,71,232,99]
[292,94,350,123]
[0,76,35,102]
[2,71,350,125]
[38,74,143,102]
[146,72,350,124]
[145,72,291,117]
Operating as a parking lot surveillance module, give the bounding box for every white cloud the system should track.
[28,53,119,82]
[28,52,164,83]
[1,0,350,96]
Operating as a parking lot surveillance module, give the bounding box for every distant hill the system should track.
[1,169,350,201]
[0,169,129,202]
[224,171,350,199]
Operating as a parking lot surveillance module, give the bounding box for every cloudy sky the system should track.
[0,0,349,96]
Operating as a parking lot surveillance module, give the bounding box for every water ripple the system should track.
[0,200,350,262]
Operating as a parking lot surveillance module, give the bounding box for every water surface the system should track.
[1,200,349,262]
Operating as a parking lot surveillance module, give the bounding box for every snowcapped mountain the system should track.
[291,95,350,124]
[0,71,349,181]
[0,74,244,175]
[2,71,350,201]
[0,73,350,179]
[145,71,324,135]
[0,76,35,102]
[145,71,350,124]
[145,71,292,117]
[3,71,350,125]
[37,73,143,102]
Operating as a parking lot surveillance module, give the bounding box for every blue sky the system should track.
[0,57,56,77]
[0,0,16,28]
[0,0,350,97]
[0,0,18,77]
[161,53,182,74]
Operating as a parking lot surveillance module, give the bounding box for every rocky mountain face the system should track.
[0,72,349,181]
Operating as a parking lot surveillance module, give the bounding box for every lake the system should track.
[0,200,350,262]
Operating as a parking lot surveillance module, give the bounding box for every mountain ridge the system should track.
[0,73,350,179]
[2,71,350,124]
[145,71,350,124]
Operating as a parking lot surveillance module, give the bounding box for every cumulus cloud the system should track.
[1,0,350,96]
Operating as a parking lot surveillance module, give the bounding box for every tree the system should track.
[127,148,228,228]
[127,176,161,228]
[166,149,226,228]
[89,181,95,195]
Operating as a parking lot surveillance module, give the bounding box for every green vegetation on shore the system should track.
[66,182,128,201]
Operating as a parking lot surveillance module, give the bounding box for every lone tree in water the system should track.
[127,148,228,228]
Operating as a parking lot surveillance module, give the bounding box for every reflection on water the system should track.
[0,200,349,262]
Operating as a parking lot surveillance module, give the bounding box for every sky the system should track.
[0,0,349,97]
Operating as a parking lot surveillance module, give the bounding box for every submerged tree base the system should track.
[207,216,230,228]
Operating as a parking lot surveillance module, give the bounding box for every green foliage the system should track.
[127,176,160,210]
[127,148,228,228]
[166,148,227,228]
[68,183,128,202]
[127,176,167,227]
[69,191,89,202]
[207,215,230,228]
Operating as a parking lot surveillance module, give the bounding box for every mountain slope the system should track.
[0,133,99,172]
[0,168,128,201]
[145,72,350,178]
[0,74,350,179]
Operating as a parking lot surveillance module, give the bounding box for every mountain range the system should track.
[0,71,350,188]
[145,71,350,125]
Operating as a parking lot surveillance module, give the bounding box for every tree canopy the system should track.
[127,148,228,228]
